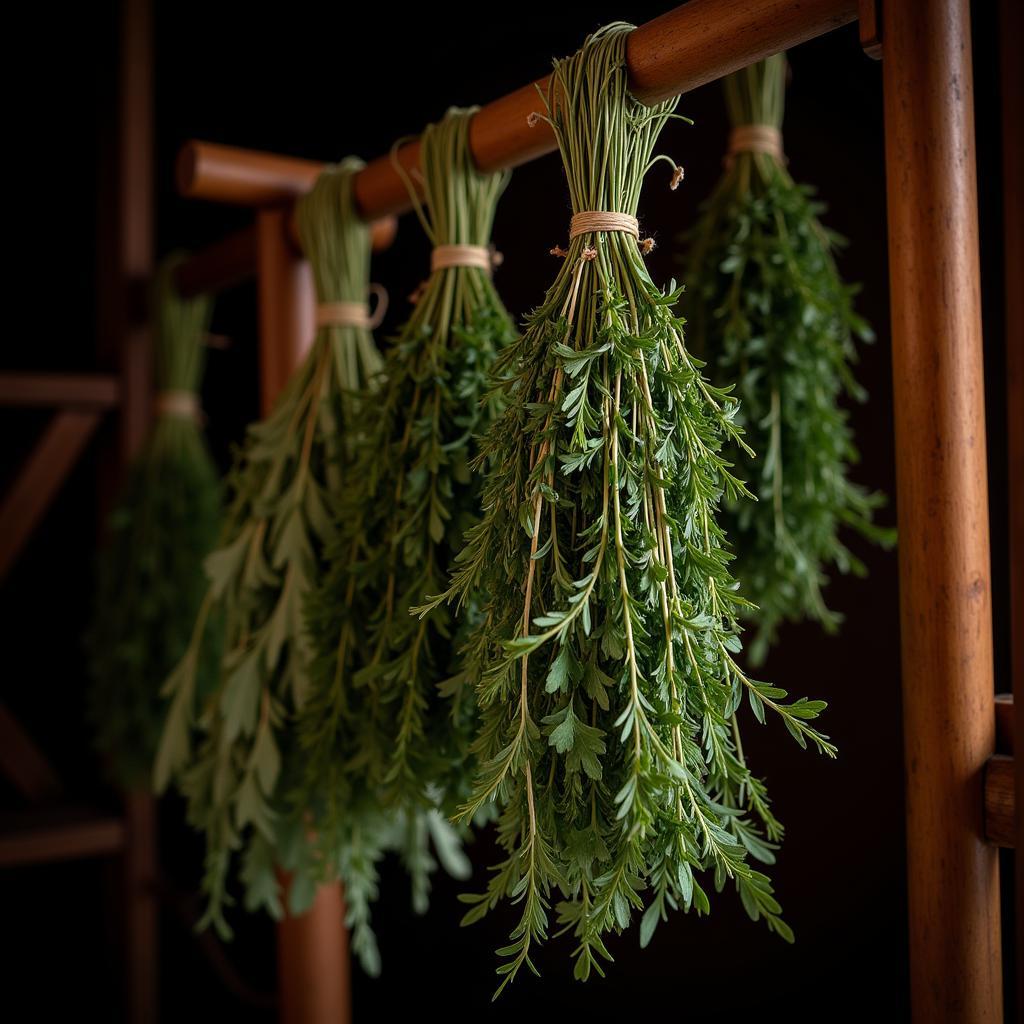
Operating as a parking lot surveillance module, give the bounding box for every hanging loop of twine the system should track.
[155,389,201,422]
[727,124,784,163]
[430,244,495,274]
[317,284,388,331]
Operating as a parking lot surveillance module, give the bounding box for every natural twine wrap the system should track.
[569,211,639,239]
[155,389,201,421]
[430,243,493,273]
[728,123,784,162]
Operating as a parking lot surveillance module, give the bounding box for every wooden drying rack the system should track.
[0,0,1018,1021]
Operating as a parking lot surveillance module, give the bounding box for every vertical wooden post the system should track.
[254,207,351,1024]
[97,0,160,1019]
[881,1,1003,1021]
[998,0,1024,1006]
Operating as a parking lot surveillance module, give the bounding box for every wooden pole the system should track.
[177,0,856,221]
[881,1,1003,1020]
[998,0,1024,1005]
[254,204,351,1024]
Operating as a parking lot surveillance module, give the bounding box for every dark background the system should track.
[2,1,1015,1020]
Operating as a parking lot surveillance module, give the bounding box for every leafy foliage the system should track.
[87,259,222,785]
[155,161,386,945]
[296,108,516,964]
[421,25,835,995]
[683,55,894,663]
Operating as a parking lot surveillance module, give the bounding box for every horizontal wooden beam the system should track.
[0,409,103,580]
[984,755,1014,848]
[0,811,126,867]
[178,0,857,221]
[174,225,258,299]
[0,374,119,408]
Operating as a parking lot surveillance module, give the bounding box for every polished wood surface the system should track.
[881,1,1002,1019]
[177,0,856,221]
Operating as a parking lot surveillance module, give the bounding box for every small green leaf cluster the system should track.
[155,161,386,943]
[87,259,221,786]
[423,25,834,995]
[296,109,516,969]
[683,55,895,663]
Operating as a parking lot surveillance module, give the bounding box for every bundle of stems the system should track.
[155,160,383,940]
[422,25,835,993]
[683,55,893,664]
[297,108,516,972]
[87,260,221,785]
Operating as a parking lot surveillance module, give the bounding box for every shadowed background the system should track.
[1,2,1014,1019]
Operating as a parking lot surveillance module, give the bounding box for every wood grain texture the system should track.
[881,1,1002,1019]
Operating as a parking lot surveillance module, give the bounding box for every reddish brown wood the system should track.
[122,788,158,1023]
[881,1,1002,1020]
[0,374,119,408]
[857,0,882,59]
[1000,0,1024,1000]
[179,1,855,221]
[0,409,102,580]
[256,208,315,414]
[983,756,1014,848]
[276,877,351,1024]
[177,140,323,205]
[174,225,258,299]
[0,703,62,801]
[110,4,159,1020]
[0,811,126,867]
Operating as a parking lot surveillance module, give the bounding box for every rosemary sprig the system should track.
[683,55,894,663]
[87,259,221,785]
[154,160,383,941]
[422,24,834,995]
[296,108,516,970]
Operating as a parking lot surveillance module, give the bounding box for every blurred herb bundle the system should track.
[297,108,517,972]
[683,54,894,664]
[87,260,221,786]
[155,161,384,940]
[423,25,834,994]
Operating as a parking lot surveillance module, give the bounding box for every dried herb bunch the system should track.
[422,24,835,993]
[297,108,516,972]
[88,260,221,785]
[683,55,893,663]
[155,160,383,938]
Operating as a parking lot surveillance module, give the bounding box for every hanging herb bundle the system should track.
[297,108,516,969]
[421,25,836,993]
[87,260,221,786]
[683,55,893,664]
[155,160,384,942]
